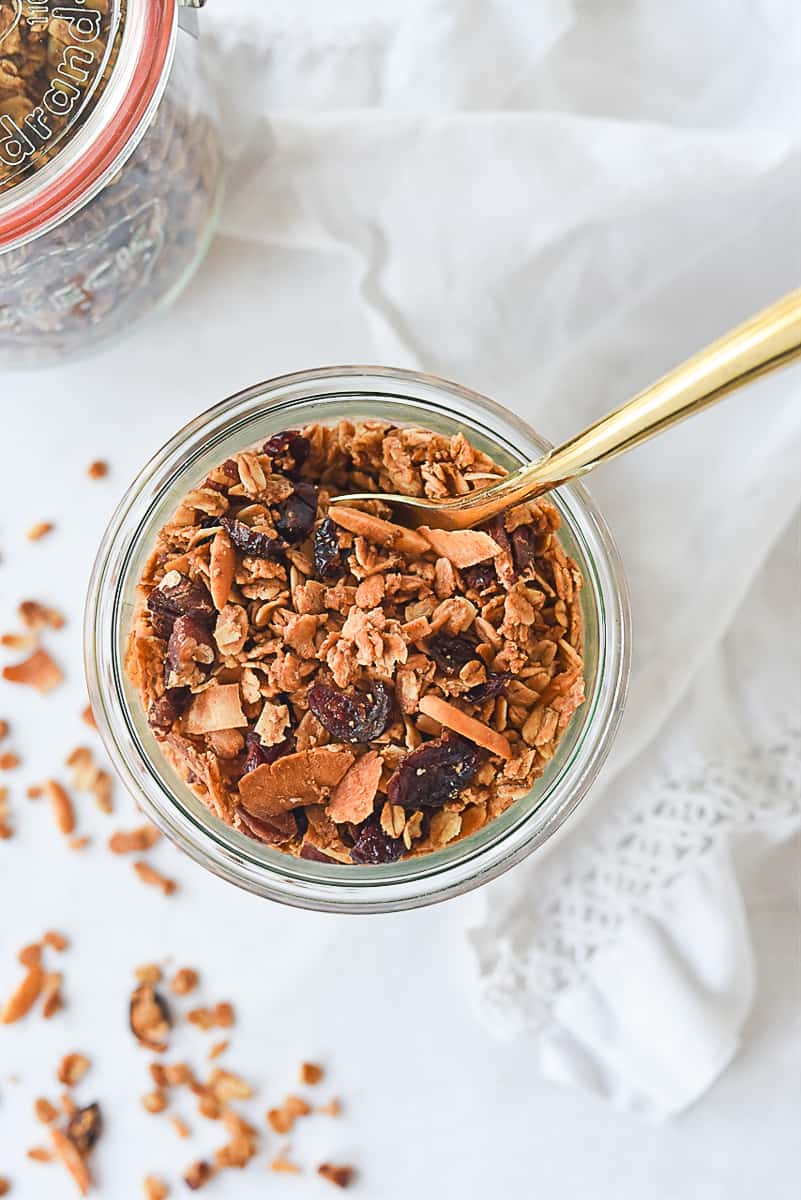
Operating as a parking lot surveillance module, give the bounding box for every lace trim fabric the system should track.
[472,728,801,1035]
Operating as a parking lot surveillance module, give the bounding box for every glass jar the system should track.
[0,0,221,365]
[85,367,631,913]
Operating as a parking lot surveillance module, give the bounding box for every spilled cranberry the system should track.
[387,735,482,809]
[350,817,404,864]
[313,516,350,581]
[307,680,394,744]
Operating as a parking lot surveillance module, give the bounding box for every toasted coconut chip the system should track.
[3,648,63,694]
[418,526,501,567]
[184,684,247,735]
[326,751,382,825]
[238,747,355,818]
[418,694,512,759]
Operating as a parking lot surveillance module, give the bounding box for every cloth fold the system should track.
[204,0,801,1117]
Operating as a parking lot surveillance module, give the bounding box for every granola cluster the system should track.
[126,421,585,865]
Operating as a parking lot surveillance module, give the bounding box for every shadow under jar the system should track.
[85,367,631,913]
[0,0,221,366]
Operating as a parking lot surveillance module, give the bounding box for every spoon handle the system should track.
[504,287,801,502]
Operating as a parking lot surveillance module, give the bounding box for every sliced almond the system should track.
[329,506,430,558]
[209,531,235,610]
[418,694,512,759]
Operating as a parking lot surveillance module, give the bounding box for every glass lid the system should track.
[0,1,128,195]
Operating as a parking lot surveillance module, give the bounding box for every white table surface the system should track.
[0,313,799,1197]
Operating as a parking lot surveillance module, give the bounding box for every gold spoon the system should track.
[330,288,801,531]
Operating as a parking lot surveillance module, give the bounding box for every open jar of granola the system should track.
[86,367,631,913]
[0,0,221,365]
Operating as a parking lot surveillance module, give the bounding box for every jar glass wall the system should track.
[85,367,631,913]
[0,0,221,365]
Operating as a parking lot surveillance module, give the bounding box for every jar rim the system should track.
[0,0,176,252]
[85,366,632,913]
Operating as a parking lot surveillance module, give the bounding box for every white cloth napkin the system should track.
[203,0,801,1117]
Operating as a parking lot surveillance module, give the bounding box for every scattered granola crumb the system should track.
[318,1163,355,1189]
[0,720,7,741]
[69,836,90,851]
[187,1002,234,1030]
[170,968,199,996]
[129,983,172,1051]
[144,1176,169,1200]
[2,648,63,694]
[184,1160,214,1190]
[318,1098,342,1117]
[26,785,42,799]
[0,753,20,771]
[81,704,97,730]
[61,1092,78,1118]
[87,461,109,480]
[0,633,35,651]
[1,965,44,1024]
[57,1053,90,1087]
[43,931,69,952]
[271,1150,302,1174]
[66,747,113,813]
[44,781,75,835]
[51,1127,91,1196]
[18,943,42,968]
[26,1147,52,1163]
[109,826,161,855]
[0,1177,10,1195]
[34,1097,59,1124]
[19,600,65,631]
[41,972,64,1019]
[142,1089,168,1114]
[135,964,163,985]
[170,1116,190,1139]
[207,1040,229,1061]
[133,861,178,896]
[27,521,54,542]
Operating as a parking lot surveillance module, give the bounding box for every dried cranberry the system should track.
[350,817,404,864]
[147,575,214,620]
[240,731,295,775]
[219,516,283,560]
[307,681,394,743]
[237,807,297,845]
[510,525,538,575]
[148,689,190,737]
[66,1103,103,1155]
[149,609,176,641]
[300,842,339,864]
[263,430,310,476]
[467,672,512,703]
[427,633,479,675]
[486,514,511,557]
[166,613,214,677]
[387,735,482,809]
[274,483,317,545]
[462,562,497,593]
[313,517,350,581]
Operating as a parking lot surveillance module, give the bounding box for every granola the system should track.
[126,421,585,865]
